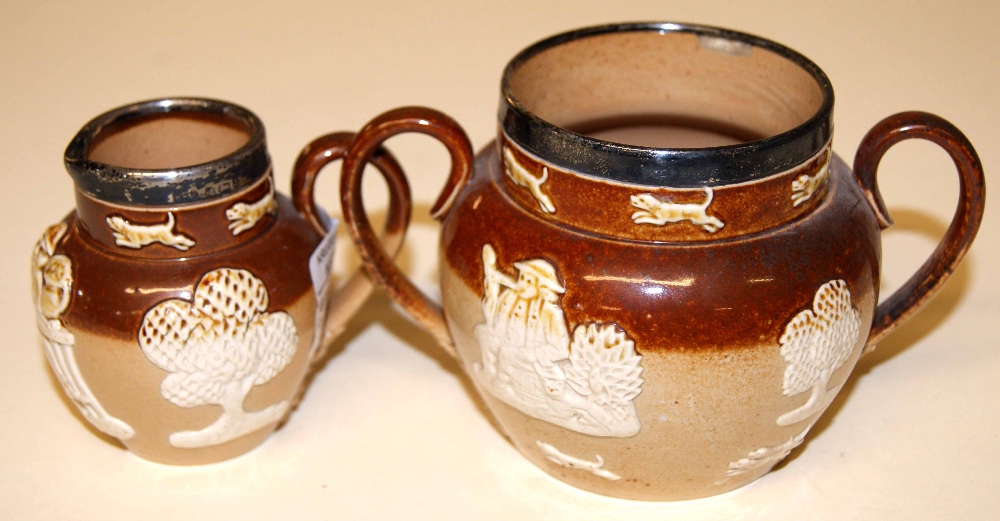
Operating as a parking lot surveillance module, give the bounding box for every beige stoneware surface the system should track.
[1,1,997,519]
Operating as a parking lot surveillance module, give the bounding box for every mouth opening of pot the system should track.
[65,98,271,206]
[86,112,251,170]
[500,23,834,187]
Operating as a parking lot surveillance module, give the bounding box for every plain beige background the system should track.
[1,1,997,519]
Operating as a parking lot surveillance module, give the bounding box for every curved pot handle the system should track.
[340,107,475,359]
[291,131,412,357]
[853,112,985,351]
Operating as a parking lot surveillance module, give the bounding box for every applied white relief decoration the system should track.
[777,280,861,426]
[33,222,136,440]
[106,212,196,250]
[537,441,622,481]
[226,180,277,235]
[718,422,815,483]
[472,244,644,437]
[630,188,725,233]
[790,157,831,207]
[138,268,298,448]
[503,146,556,214]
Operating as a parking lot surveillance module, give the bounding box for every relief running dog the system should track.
[503,146,556,213]
[105,212,196,250]
[226,182,276,235]
[630,188,725,233]
[790,160,831,207]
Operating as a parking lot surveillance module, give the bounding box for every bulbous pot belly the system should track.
[47,195,321,465]
[438,147,880,500]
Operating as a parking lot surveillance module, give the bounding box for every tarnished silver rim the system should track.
[64,97,270,206]
[499,22,835,187]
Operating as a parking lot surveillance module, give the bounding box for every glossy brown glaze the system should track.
[445,146,878,354]
[59,193,316,342]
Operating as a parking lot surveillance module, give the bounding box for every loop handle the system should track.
[291,132,412,357]
[853,112,985,350]
[340,107,475,358]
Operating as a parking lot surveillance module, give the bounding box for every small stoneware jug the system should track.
[339,24,986,500]
[32,98,410,464]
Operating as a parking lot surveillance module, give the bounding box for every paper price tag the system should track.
[307,213,339,358]
[309,214,339,300]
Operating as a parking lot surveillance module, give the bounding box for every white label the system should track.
[308,215,339,358]
[309,216,340,301]
[317,206,334,234]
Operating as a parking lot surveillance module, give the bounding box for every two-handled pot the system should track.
[339,23,985,500]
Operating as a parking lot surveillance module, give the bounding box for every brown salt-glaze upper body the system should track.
[33,98,408,465]
[340,23,984,500]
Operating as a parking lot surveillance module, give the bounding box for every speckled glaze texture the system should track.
[34,98,409,465]
[340,23,984,500]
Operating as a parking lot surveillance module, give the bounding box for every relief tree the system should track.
[139,268,298,448]
[777,280,861,426]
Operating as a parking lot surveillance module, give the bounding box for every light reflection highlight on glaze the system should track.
[124,286,194,297]
[584,275,695,287]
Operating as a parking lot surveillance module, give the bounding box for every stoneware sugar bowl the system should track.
[338,23,985,500]
[32,98,409,464]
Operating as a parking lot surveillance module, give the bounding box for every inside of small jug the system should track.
[86,112,251,169]
[508,30,825,148]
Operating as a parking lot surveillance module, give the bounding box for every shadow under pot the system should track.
[33,97,409,464]
[339,23,985,500]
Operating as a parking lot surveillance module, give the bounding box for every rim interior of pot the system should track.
[500,23,834,187]
[65,98,270,206]
[86,111,251,170]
